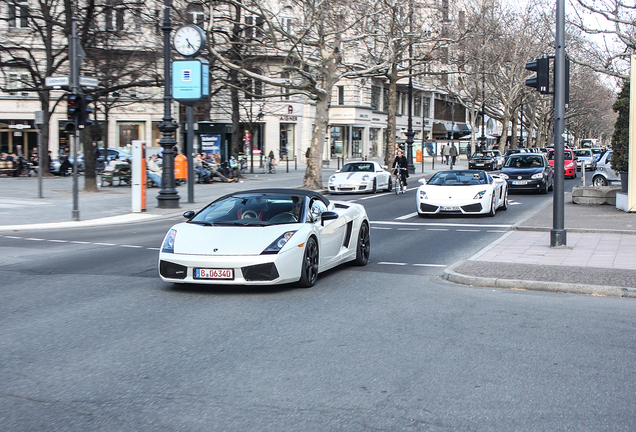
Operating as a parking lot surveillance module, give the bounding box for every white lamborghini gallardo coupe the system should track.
[159,189,370,288]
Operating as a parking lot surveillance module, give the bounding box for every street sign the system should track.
[79,76,98,87]
[45,76,69,87]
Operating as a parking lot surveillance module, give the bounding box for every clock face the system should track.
[174,25,205,57]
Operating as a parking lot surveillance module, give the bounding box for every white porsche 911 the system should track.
[328,161,392,194]
[416,170,508,217]
[159,189,370,288]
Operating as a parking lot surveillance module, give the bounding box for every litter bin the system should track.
[174,153,187,184]
[416,149,422,162]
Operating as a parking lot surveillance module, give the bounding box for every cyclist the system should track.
[392,149,409,190]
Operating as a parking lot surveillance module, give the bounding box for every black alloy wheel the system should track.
[297,237,319,288]
[353,222,370,266]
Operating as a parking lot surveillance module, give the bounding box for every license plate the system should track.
[513,180,528,185]
[476,163,484,166]
[441,206,460,211]
[195,268,234,279]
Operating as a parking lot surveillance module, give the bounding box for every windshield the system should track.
[504,155,545,168]
[472,152,494,158]
[190,195,305,226]
[547,151,573,161]
[428,171,488,186]
[574,150,592,157]
[341,163,374,172]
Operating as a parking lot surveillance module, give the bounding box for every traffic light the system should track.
[64,93,81,132]
[79,95,94,127]
[525,57,550,94]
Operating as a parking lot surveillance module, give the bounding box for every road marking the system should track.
[456,229,480,232]
[70,241,91,244]
[426,228,449,231]
[120,244,143,248]
[396,212,418,220]
[510,202,522,205]
[371,227,391,230]
[94,242,116,246]
[371,221,512,229]
[25,238,45,241]
[48,239,68,243]
[487,230,507,233]
[413,263,447,267]
[147,247,161,251]
[378,262,407,266]
[397,228,419,231]
[2,236,22,239]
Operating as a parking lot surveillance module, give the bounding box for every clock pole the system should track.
[156,0,180,209]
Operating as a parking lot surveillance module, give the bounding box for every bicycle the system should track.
[267,157,276,174]
[393,166,406,194]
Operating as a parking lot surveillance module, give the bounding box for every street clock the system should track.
[173,24,206,58]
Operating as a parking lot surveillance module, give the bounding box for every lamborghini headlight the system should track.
[419,189,428,200]
[473,190,487,200]
[262,231,297,254]
[161,229,177,253]
[499,173,509,179]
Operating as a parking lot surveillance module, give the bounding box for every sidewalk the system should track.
[444,194,636,297]
[4,157,633,297]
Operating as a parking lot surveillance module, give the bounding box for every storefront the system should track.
[0,120,37,157]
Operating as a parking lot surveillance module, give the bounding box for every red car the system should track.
[546,149,576,178]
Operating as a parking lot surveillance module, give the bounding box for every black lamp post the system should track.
[405,4,415,174]
[156,0,180,209]
[479,71,486,152]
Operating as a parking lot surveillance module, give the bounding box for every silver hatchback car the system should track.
[592,151,620,186]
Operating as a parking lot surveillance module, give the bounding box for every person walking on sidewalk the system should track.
[443,144,451,165]
[450,143,458,167]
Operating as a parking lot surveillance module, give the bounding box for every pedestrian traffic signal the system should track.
[67,93,81,119]
[79,95,93,127]
[525,57,550,94]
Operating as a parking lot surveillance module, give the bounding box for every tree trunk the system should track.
[230,70,241,159]
[384,64,398,167]
[303,94,330,190]
[510,116,518,148]
[498,117,510,153]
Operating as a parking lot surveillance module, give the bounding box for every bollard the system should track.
[337,157,341,170]
[581,162,586,187]
[295,155,297,170]
[286,156,289,173]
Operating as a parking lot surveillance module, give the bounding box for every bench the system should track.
[0,160,16,176]
[101,164,131,186]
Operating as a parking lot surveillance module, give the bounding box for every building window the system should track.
[458,10,465,29]
[280,72,290,100]
[371,86,381,110]
[8,0,28,28]
[105,6,125,31]
[383,88,389,112]
[187,4,205,25]
[423,96,430,118]
[338,86,344,105]
[414,95,422,117]
[442,0,449,22]
[7,72,29,95]
[280,6,293,34]
[245,16,264,39]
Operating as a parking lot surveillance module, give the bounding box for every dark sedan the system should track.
[500,154,554,194]
[468,151,500,171]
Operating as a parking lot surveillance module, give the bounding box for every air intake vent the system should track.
[242,263,280,281]
[159,260,187,279]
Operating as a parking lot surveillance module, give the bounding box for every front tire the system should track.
[488,195,497,217]
[386,177,393,192]
[500,188,509,210]
[353,222,370,266]
[297,237,319,288]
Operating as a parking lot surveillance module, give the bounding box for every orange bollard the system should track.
[174,153,187,182]
[416,149,422,162]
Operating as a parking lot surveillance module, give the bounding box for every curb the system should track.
[443,260,636,299]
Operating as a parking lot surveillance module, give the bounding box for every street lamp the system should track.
[156,0,180,209]
[405,2,415,174]
[479,70,486,152]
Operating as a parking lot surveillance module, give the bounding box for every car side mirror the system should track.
[183,210,195,219]
[418,178,427,185]
[335,169,341,173]
[321,211,339,226]
[382,165,388,170]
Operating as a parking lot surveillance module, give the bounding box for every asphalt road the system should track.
[2,174,635,431]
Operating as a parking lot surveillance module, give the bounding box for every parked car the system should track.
[468,151,501,171]
[328,161,392,194]
[97,148,133,169]
[573,149,597,172]
[592,150,621,186]
[546,148,577,178]
[50,155,84,176]
[416,170,508,217]
[500,153,554,194]
[158,189,370,288]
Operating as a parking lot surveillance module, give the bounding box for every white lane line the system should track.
[413,263,447,267]
[94,242,116,246]
[487,230,507,233]
[378,262,407,266]
[25,238,46,241]
[48,239,69,243]
[371,221,512,229]
[3,236,22,239]
[120,245,143,248]
[396,212,418,220]
[147,247,161,251]
[426,228,449,231]
[70,241,91,244]
[371,227,392,230]
[397,228,419,231]
[456,229,480,232]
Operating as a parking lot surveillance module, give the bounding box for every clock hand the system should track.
[186,38,195,49]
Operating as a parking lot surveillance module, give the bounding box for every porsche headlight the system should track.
[419,189,428,200]
[361,174,370,181]
[262,231,297,254]
[161,229,177,253]
[499,173,509,179]
[329,175,336,182]
[531,173,544,179]
[473,190,487,200]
